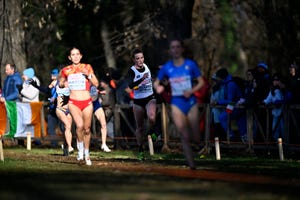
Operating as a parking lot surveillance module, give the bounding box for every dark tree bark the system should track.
[0,0,26,87]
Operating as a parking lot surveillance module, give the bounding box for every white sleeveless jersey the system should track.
[131,64,154,99]
[56,85,70,97]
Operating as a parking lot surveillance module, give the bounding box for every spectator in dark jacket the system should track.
[100,76,116,139]
[287,62,300,103]
[254,62,271,102]
[0,63,23,102]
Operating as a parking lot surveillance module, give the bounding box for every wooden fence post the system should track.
[215,137,221,160]
[26,132,31,150]
[246,108,254,153]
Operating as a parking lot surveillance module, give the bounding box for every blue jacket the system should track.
[217,75,242,105]
[263,88,283,117]
[2,72,23,101]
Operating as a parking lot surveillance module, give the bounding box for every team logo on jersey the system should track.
[185,65,190,70]
[136,75,141,79]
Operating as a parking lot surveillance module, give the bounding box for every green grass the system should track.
[1,147,300,200]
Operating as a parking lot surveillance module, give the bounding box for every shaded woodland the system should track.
[0,0,299,87]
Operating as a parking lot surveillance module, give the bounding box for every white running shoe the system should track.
[77,150,84,161]
[85,157,92,166]
[68,147,74,154]
[101,144,111,152]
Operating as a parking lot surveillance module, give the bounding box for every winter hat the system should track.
[51,68,59,76]
[23,68,35,79]
[257,62,268,70]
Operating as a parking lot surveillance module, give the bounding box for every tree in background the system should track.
[1,0,300,87]
[0,0,26,87]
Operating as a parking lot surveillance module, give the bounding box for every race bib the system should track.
[169,75,192,96]
[68,73,86,90]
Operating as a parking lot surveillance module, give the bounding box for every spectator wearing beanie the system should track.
[20,67,40,102]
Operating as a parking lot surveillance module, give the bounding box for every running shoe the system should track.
[101,144,111,152]
[85,157,92,166]
[77,150,84,161]
[68,147,74,154]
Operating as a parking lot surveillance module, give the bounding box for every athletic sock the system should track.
[77,141,84,160]
[84,149,90,158]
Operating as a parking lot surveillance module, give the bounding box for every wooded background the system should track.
[1,0,299,88]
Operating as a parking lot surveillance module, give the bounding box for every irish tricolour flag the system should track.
[0,102,6,136]
[2,101,44,138]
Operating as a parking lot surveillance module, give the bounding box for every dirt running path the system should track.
[3,150,299,186]
[94,161,298,186]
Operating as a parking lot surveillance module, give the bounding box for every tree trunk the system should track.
[101,22,116,69]
[0,0,26,86]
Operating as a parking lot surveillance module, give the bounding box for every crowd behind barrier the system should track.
[111,103,300,152]
[1,101,300,154]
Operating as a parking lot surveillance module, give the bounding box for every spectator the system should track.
[263,73,284,141]
[19,67,40,102]
[0,63,23,102]
[287,62,300,143]
[236,68,259,140]
[252,62,271,142]
[29,68,61,147]
[241,69,259,107]
[112,71,135,148]
[210,73,226,140]
[17,67,41,145]
[215,68,247,142]
[287,62,300,103]
[100,75,116,139]
[255,62,271,102]
[113,71,131,105]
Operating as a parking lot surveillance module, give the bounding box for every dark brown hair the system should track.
[131,48,143,59]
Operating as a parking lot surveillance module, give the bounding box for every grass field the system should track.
[1,146,300,200]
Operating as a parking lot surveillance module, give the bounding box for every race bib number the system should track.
[68,73,86,90]
[170,75,192,96]
[138,78,152,93]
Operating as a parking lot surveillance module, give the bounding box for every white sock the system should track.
[84,149,90,158]
[77,141,84,151]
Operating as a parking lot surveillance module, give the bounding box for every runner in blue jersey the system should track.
[154,39,205,169]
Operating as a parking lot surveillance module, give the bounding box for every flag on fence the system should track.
[0,102,7,136]
[5,101,44,138]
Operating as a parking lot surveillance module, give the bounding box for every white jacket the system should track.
[20,76,40,102]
